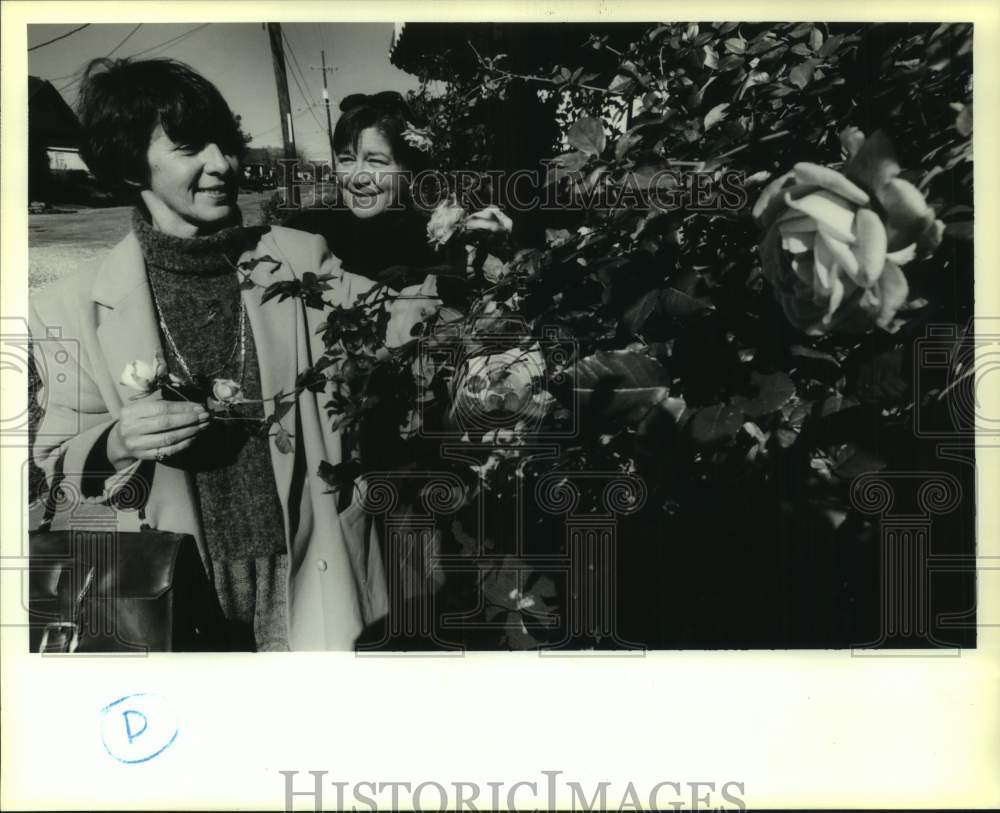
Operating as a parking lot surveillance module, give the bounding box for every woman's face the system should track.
[143,125,240,236]
[335,127,407,220]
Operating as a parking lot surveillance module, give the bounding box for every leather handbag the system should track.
[29,480,229,653]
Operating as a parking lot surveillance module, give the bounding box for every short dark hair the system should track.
[333,91,428,173]
[77,57,247,190]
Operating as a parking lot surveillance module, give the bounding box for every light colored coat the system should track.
[30,225,387,650]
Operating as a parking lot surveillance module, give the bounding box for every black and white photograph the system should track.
[3,4,998,810]
[23,18,978,653]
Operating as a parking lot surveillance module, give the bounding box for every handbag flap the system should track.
[30,531,197,600]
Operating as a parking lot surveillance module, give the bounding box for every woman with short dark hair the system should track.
[30,57,389,651]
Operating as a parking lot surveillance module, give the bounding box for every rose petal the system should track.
[880,178,934,250]
[917,219,946,255]
[860,288,880,315]
[843,129,901,192]
[822,273,847,325]
[752,170,795,226]
[776,213,818,234]
[786,190,857,244]
[782,182,822,203]
[813,236,835,296]
[817,230,860,279]
[792,162,869,206]
[840,126,866,158]
[886,244,916,266]
[874,261,908,329]
[886,212,936,253]
[879,177,930,221]
[782,232,816,254]
[851,207,888,285]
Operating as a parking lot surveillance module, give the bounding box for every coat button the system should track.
[316,559,328,571]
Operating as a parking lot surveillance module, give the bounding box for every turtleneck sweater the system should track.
[132,209,288,651]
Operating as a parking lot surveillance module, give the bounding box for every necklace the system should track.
[151,289,247,384]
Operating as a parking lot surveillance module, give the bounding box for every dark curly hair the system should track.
[333,90,429,173]
[77,57,247,191]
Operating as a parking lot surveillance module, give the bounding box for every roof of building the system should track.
[29,76,83,148]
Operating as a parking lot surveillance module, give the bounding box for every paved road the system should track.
[28,192,272,290]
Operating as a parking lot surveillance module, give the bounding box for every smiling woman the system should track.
[144,127,240,236]
[28,57,394,651]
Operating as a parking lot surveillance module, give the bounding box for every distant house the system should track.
[29,77,88,173]
[29,76,91,202]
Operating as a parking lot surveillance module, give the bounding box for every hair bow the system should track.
[339,91,408,113]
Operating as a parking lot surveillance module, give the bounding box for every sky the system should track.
[27,22,423,161]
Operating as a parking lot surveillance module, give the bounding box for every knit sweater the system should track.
[133,208,289,651]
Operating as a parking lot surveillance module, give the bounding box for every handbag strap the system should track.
[39,565,96,654]
[37,465,149,532]
[37,462,65,533]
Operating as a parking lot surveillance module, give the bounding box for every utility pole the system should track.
[265,22,296,205]
[311,51,336,172]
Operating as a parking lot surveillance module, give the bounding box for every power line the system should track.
[252,101,323,140]
[281,28,326,135]
[106,23,143,57]
[53,22,142,82]
[130,23,210,58]
[56,24,210,94]
[28,23,90,52]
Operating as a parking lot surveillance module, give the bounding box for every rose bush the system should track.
[256,21,974,649]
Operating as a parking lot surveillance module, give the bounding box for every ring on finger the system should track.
[155,447,165,462]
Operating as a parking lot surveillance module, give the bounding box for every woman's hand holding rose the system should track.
[107,399,211,468]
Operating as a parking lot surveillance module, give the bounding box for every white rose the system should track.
[454,347,549,424]
[754,128,943,334]
[211,378,244,404]
[427,197,467,249]
[402,123,434,153]
[119,352,166,393]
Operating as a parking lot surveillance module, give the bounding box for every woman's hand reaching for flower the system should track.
[462,205,513,239]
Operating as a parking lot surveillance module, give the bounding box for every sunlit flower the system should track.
[754,128,944,334]
[402,122,434,153]
[427,197,467,249]
[211,378,244,405]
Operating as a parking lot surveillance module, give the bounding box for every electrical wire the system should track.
[105,23,143,57]
[28,24,90,52]
[252,101,324,140]
[129,23,210,58]
[281,28,327,134]
[49,21,141,81]
[56,23,210,94]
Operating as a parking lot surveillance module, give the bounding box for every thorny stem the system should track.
[467,41,626,97]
